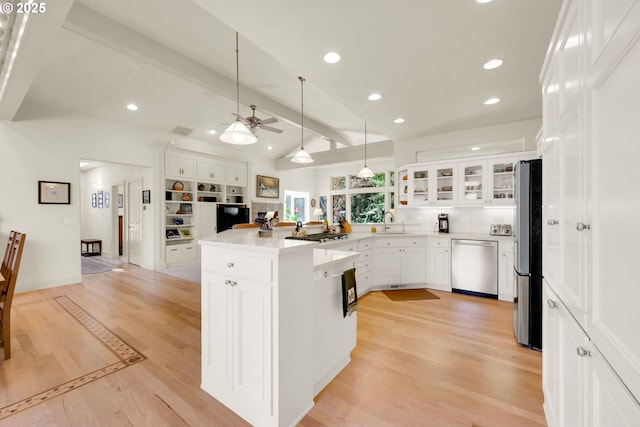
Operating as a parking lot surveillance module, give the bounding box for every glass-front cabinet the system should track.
[434,166,456,204]
[411,167,429,204]
[397,168,409,206]
[402,164,457,206]
[457,157,518,205]
[459,161,486,205]
[488,158,517,204]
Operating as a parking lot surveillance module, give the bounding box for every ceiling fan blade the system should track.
[260,125,284,134]
[260,117,278,125]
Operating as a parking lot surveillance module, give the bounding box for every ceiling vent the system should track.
[171,126,193,136]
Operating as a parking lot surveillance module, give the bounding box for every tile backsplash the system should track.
[392,207,515,235]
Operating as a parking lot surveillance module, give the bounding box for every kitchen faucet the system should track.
[383,211,394,232]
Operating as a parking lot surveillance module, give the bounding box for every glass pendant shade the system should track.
[291,147,313,163]
[219,120,257,145]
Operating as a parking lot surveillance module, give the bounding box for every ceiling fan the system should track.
[232,105,283,134]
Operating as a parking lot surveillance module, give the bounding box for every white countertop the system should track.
[313,248,359,271]
[199,229,314,254]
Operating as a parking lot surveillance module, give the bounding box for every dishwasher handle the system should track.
[452,240,497,247]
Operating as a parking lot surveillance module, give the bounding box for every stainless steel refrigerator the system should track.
[513,159,543,350]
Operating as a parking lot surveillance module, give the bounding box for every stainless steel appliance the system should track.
[438,213,449,233]
[490,224,512,236]
[513,159,543,350]
[451,239,498,298]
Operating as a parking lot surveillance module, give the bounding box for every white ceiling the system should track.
[1,0,562,166]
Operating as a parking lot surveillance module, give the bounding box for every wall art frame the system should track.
[38,180,71,204]
[256,175,279,199]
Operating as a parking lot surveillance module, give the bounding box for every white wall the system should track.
[0,116,163,292]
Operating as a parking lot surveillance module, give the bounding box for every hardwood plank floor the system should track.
[0,264,544,426]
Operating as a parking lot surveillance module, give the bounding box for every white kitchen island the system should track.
[199,230,358,427]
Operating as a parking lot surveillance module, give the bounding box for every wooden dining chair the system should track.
[231,223,259,229]
[275,222,297,227]
[1,231,26,360]
[0,231,16,290]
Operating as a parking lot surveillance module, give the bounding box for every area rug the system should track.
[382,289,440,301]
[0,295,146,419]
[81,257,114,275]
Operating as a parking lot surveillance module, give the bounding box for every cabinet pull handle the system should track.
[576,346,591,357]
[227,262,234,268]
[576,222,591,232]
[547,219,559,225]
[224,279,237,286]
[547,299,557,308]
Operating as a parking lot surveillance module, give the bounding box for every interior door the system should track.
[127,179,142,266]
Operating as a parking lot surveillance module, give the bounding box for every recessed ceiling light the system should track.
[323,52,341,64]
[368,93,382,101]
[208,129,216,134]
[471,147,480,151]
[484,97,500,105]
[126,103,138,111]
[80,161,89,167]
[476,0,493,3]
[394,117,405,124]
[267,146,273,150]
[483,59,503,70]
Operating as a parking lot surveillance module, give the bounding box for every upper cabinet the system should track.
[397,152,534,208]
[197,158,226,182]
[226,162,248,186]
[165,151,197,179]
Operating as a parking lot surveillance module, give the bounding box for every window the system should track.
[284,190,309,222]
[329,170,394,224]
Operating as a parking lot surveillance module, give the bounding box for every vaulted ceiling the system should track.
[0,0,561,167]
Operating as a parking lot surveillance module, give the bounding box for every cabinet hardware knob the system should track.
[224,279,231,285]
[227,262,234,268]
[576,346,591,357]
[576,222,591,231]
[547,299,558,308]
[548,219,559,225]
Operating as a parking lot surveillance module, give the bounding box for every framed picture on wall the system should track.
[142,190,151,204]
[91,193,97,208]
[256,175,279,198]
[118,194,123,208]
[38,180,71,204]
[97,190,104,208]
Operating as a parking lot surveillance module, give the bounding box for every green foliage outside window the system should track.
[351,192,385,223]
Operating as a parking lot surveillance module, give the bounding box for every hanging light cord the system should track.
[299,76,305,150]
[364,121,368,166]
[234,32,240,117]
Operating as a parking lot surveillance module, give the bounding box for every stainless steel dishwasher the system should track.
[451,239,498,298]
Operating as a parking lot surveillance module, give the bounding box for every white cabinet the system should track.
[165,243,196,264]
[197,158,226,182]
[498,240,514,302]
[458,158,518,206]
[356,239,374,296]
[375,237,426,287]
[458,160,487,206]
[542,280,560,427]
[201,271,272,416]
[408,164,457,206]
[165,151,197,179]
[226,162,248,186]
[426,237,450,291]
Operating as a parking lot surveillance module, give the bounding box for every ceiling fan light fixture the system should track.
[357,122,375,178]
[220,32,257,145]
[219,120,257,145]
[291,76,313,163]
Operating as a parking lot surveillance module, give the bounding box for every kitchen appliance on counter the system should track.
[285,232,350,243]
[438,213,449,233]
[490,224,512,236]
[513,158,543,350]
[451,239,498,298]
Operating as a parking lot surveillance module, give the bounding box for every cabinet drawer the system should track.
[358,250,373,264]
[428,236,450,248]
[357,239,374,251]
[166,243,196,263]
[202,250,273,284]
[376,237,426,248]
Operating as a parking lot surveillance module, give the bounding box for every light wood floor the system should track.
[0,262,544,426]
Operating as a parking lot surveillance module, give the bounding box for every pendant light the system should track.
[357,122,374,178]
[291,76,313,163]
[219,32,257,145]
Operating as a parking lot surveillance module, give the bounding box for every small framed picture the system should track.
[256,175,279,198]
[97,191,104,208]
[166,228,180,239]
[142,190,151,204]
[91,193,97,208]
[179,229,192,238]
[117,194,124,208]
[38,181,71,204]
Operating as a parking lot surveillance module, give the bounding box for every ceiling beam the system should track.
[276,140,394,170]
[62,3,349,145]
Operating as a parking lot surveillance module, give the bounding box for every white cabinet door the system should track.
[431,164,457,205]
[498,241,514,302]
[408,166,430,206]
[487,157,517,205]
[543,280,560,427]
[197,158,226,182]
[201,272,272,416]
[226,162,248,186]
[165,151,197,179]
[375,247,402,285]
[458,160,487,206]
[401,247,426,284]
[426,245,450,292]
[540,135,562,290]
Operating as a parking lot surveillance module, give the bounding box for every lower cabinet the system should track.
[375,237,426,287]
[498,240,514,302]
[201,272,272,416]
[356,239,374,296]
[543,280,640,426]
[165,243,196,264]
[426,237,450,291]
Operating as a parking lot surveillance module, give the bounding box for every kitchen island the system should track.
[199,231,358,427]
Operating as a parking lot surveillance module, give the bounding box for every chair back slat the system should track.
[1,231,16,279]
[1,231,26,359]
